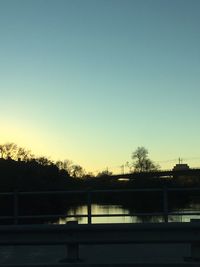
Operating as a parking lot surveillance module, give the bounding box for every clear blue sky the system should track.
[1,0,200,173]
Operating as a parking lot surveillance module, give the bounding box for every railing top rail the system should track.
[0,192,14,196]
[1,187,200,196]
[1,221,200,231]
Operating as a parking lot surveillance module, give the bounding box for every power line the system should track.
[156,157,200,164]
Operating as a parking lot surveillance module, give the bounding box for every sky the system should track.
[1,0,200,174]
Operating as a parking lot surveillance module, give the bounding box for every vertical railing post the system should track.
[87,190,92,224]
[163,186,168,223]
[13,190,19,225]
[64,221,79,262]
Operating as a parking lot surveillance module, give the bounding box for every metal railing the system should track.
[0,187,200,224]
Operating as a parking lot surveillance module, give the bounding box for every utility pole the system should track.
[120,165,124,174]
[178,158,183,164]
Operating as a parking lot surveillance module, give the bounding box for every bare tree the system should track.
[56,160,85,178]
[0,143,32,161]
[56,159,74,175]
[131,146,159,172]
[35,156,53,166]
[71,164,85,178]
[97,169,112,177]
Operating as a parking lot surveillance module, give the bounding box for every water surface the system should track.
[57,203,200,224]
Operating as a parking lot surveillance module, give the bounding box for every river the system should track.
[57,202,200,224]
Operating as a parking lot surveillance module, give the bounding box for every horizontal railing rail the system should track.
[0,187,200,224]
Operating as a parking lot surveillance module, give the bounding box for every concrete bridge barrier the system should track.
[0,222,200,264]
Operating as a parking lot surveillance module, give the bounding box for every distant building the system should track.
[173,163,190,171]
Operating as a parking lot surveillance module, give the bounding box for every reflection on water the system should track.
[57,203,200,224]
[58,205,135,224]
